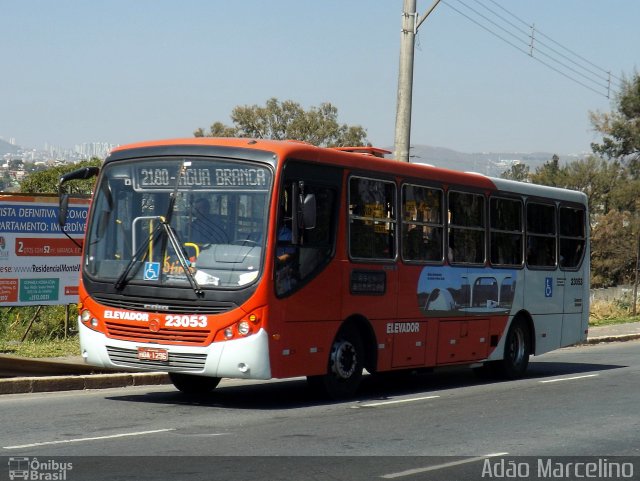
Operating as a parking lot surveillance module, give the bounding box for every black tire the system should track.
[495,317,531,379]
[169,373,221,396]
[307,324,364,400]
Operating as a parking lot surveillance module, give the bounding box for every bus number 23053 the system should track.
[165,315,208,328]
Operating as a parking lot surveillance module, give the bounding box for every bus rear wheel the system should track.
[495,317,531,379]
[169,373,221,396]
[307,325,364,400]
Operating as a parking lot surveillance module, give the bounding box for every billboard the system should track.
[0,194,89,306]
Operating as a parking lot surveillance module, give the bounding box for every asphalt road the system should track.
[1,340,639,481]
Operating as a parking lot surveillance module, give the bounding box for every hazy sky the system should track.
[1,1,638,155]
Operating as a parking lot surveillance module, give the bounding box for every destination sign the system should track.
[134,162,270,191]
[138,167,212,188]
[214,168,267,187]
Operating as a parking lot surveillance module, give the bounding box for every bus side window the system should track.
[401,184,444,263]
[349,177,397,260]
[559,206,586,269]
[490,197,523,267]
[448,191,485,265]
[526,202,556,268]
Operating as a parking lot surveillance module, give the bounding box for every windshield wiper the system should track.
[115,161,203,297]
[162,161,203,297]
[160,217,203,297]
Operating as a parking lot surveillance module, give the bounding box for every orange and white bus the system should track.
[59,138,589,399]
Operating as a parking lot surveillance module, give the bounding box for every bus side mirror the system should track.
[291,182,316,245]
[58,166,99,226]
[59,193,70,227]
[59,166,100,185]
[302,194,316,230]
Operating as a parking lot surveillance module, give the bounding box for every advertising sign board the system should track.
[0,194,89,306]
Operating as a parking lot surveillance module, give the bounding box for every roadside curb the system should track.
[0,372,170,395]
[583,333,640,345]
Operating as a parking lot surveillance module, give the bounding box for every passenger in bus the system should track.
[190,198,228,244]
[277,224,293,259]
[447,231,455,263]
[405,224,423,260]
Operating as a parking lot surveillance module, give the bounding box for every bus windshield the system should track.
[85,157,273,289]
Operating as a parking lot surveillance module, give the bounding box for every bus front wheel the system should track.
[307,325,364,400]
[169,373,221,396]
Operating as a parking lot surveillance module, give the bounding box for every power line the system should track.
[475,0,617,87]
[442,2,530,57]
[454,0,529,49]
[440,0,622,98]
[484,0,623,85]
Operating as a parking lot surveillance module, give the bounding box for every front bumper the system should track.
[78,320,272,379]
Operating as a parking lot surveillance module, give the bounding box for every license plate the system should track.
[137,347,169,362]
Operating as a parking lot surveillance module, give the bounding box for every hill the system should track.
[0,139,20,156]
[403,145,584,177]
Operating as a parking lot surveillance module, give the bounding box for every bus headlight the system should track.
[80,309,99,330]
[216,307,265,342]
[238,321,251,336]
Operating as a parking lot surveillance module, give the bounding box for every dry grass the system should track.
[590,299,629,320]
[0,337,80,358]
[589,299,639,326]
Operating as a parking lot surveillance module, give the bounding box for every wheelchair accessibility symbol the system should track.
[544,277,553,298]
[144,262,161,280]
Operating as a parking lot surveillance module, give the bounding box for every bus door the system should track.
[559,205,588,346]
[273,162,343,374]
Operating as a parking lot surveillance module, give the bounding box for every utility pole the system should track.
[633,228,640,316]
[394,0,417,163]
[393,0,441,162]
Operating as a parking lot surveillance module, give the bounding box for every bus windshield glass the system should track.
[85,157,273,289]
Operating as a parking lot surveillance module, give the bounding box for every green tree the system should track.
[195,98,368,147]
[20,158,102,194]
[500,162,530,182]
[0,171,14,191]
[590,209,637,287]
[194,121,236,138]
[530,154,566,187]
[562,156,626,217]
[590,72,640,176]
[8,158,23,169]
[586,72,640,288]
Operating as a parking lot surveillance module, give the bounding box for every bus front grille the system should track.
[105,321,210,345]
[93,295,235,315]
[106,346,207,372]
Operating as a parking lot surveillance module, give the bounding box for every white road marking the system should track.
[539,374,599,384]
[381,452,509,479]
[354,395,440,408]
[3,428,175,450]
